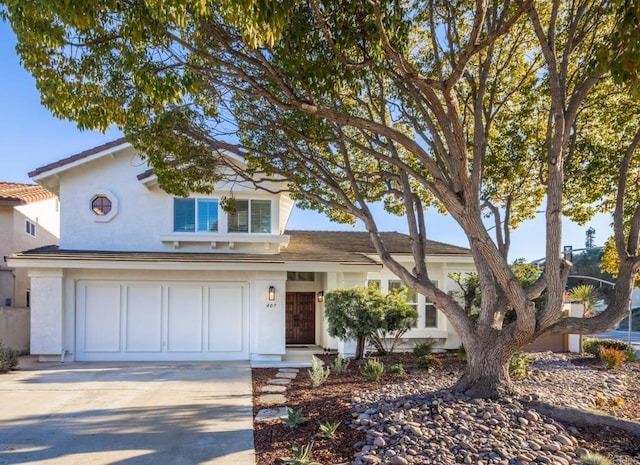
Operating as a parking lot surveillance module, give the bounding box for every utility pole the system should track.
[585,227,596,248]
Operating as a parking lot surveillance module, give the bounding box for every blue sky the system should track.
[0,21,612,262]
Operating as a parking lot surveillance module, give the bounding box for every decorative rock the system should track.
[278,368,299,373]
[275,372,298,379]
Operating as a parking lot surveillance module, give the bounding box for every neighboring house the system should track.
[0,182,59,308]
[9,139,475,362]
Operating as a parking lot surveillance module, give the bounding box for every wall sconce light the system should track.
[268,286,276,301]
[317,291,324,303]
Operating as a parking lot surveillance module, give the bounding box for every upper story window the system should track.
[174,198,219,232]
[89,190,119,223]
[91,195,112,216]
[228,199,271,233]
[25,219,36,237]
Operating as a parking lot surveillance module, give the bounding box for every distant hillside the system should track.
[617,307,640,331]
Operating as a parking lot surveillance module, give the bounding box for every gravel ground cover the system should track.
[252,352,640,465]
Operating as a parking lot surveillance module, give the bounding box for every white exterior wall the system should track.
[58,147,288,253]
[29,266,289,362]
[28,268,64,356]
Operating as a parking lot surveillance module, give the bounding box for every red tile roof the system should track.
[0,182,56,204]
[28,137,128,178]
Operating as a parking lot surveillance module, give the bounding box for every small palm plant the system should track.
[568,284,598,317]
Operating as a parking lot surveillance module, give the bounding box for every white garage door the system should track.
[76,280,248,361]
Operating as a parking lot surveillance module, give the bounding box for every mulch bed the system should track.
[252,352,640,465]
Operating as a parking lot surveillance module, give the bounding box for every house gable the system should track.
[30,140,292,253]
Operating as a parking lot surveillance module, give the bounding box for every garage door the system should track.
[76,280,248,361]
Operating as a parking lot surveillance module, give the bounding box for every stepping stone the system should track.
[257,393,287,405]
[255,406,290,421]
[261,385,287,393]
[268,378,291,385]
[279,368,299,373]
[275,372,297,379]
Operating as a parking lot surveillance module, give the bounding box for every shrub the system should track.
[308,355,330,388]
[0,340,19,374]
[282,407,307,428]
[509,351,534,379]
[579,451,612,465]
[417,354,442,372]
[329,353,350,374]
[279,442,323,465]
[413,339,436,358]
[388,363,405,375]
[583,338,630,358]
[599,347,626,369]
[317,420,341,439]
[361,358,384,381]
[624,348,639,362]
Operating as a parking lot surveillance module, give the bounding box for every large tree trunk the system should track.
[453,333,519,399]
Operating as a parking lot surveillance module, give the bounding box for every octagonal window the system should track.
[92,195,112,216]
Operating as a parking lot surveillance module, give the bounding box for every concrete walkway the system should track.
[0,358,254,465]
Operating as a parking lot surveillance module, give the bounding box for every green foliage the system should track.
[417,355,442,372]
[624,348,639,362]
[329,354,350,374]
[325,286,417,359]
[413,340,435,358]
[360,358,384,382]
[369,287,419,355]
[579,451,613,465]
[599,347,626,369]
[568,285,598,316]
[508,352,534,379]
[325,287,382,360]
[388,363,405,375]
[307,355,330,388]
[279,442,323,465]
[317,421,341,439]
[0,340,18,373]
[282,408,307,429]
[583,338,631,358]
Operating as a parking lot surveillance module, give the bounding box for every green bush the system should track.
[329,354,350,374]
[388,363,405,374]
[509,351,534,379]
[583,338,630,358]
[0,340,19,374]
[599,347,626,369]
[413,339,436,358]
[308,355,330,388]
[417,354,442,371]
[361,358,384,381]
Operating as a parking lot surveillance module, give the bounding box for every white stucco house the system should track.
[9,139,476,362]
[0,182,59,308]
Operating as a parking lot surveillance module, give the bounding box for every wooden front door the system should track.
[286,292,316,344]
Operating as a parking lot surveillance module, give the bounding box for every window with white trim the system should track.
[424,280,438,328]
[228,199,271,233]
[25,219,36,237]
[173,198,219,233]
[389,280,418,328]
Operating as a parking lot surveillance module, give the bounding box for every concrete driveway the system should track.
[0,358,255,465]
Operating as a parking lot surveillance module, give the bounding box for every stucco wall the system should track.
[0,199,59,307]
[0,306,30,352]
[58,147,288,253]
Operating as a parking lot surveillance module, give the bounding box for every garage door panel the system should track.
[208,286,243,352]
[126,286,162,352]
[167,286,203,352]
[84,285,121,353]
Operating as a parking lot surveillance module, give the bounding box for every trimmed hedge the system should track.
[582,338,631,358]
